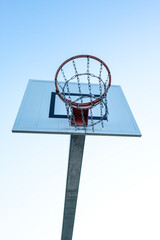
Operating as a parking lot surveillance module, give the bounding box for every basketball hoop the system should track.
[55,55,111,130]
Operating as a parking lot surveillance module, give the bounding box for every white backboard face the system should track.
[12,80,141,136]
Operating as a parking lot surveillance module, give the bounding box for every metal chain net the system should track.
[57,56,109,131]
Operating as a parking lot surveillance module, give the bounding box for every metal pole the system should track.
[61,134,86,240]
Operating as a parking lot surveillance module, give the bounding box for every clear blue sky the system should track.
[0,1,160,240]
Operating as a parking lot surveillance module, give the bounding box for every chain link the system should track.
[72,59,86,128]
[61,68,77,128]
[104,73,110,121]
[99,62,104,127]
[87,57,94,132]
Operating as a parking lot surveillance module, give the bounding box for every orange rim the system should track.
[55,55,111,109]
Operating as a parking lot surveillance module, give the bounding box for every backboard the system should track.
[12,80,141,136]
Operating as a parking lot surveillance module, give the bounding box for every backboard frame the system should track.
[12,79,141,137]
